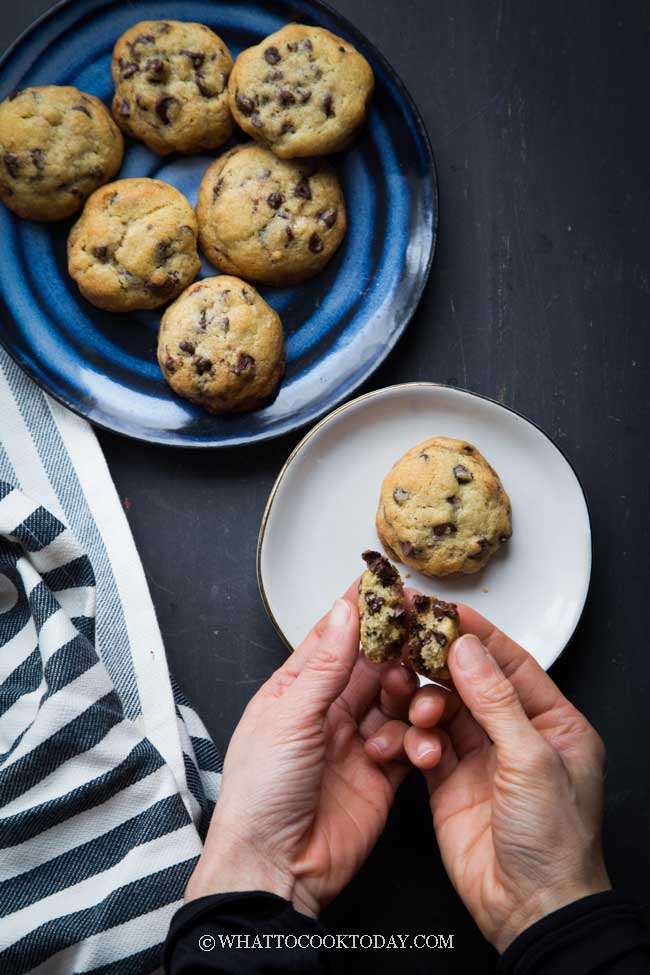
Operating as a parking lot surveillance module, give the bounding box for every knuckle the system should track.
[527,740,562,775]
[480,675,520,712]
[309,644,344,676]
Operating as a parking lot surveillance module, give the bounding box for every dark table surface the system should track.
[2,1,649,971]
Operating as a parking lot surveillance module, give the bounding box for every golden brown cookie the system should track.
[111,20,234,155]
[407,595,459,680]
[67,178,200,312]
[196,143,346,286]
[377,437,512,576]
[358,550,406,664]
[0,86,123,222]
[157,275,285,414]
[228,24,374,158]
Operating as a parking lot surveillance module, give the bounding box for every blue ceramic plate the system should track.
[0,0,437,447]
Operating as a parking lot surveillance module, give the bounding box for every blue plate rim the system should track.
[0,0,439,449]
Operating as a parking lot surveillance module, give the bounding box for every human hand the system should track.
[404,601,611,952]
[185,580,419,918]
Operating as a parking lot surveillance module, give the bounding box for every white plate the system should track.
[257,384,591,670]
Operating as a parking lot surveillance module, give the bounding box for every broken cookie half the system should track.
[358,550,406,664]
[407,595,459,680]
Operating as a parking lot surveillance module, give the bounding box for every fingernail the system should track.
[454,634,488,671]
[417,741,436,760]
[328,598,351,628]
[369,736,387,754]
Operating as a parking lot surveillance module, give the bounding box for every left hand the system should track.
[185,580,421,918]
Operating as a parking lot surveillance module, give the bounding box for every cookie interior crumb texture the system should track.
[358,550,406,664]
[407,595,459,680]
[111,20,234,155]
[157,274,285,414]
[228,24,374,158]
[196,143,347,286]
[377,436,513,577]
[0,86,124,222]
[67,177,201,312]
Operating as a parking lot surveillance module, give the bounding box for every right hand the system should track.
[403,602,611,953]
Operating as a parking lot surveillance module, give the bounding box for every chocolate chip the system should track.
[147,274,179,298]
[179,340,195,354]
[235,91,255,116]
[258,169,272,180]
[267,191,284,209]
[419,451,429,460]
[145,58,166,82]
[469,539,491,560]
[279,120,294,135]
[454,464,473,483]
[447,495,458,505]
[30,148,45,174]
[391,608,406,621]
[463,445,474,454]
[264,45,281,64]
[155,240,173,264]
[321,209,338,229]
[118,100,131,117]
[393,487,409,504]
[72,103,92,117]
[309,233,324,253]
[433,632,448,647]
[303,38,313,51]
[220,316,230,332]
[3,153,21,178]
[413,595,431,612]
[182,50,205,69]
[155,95,180,124]
[120,59,139,79]
[294,177,311,200]
[299,90,312,104]
[196,76,216,98]
[195,356,213,375]
[265,69,284,82]
[199,310,208,330]
[213,176,224,200]
[498,533,510,544]
[277,89,295,108]
[364,592,384,615]
[232,352,256,375]
[286,42,297,52]
[92,245,110,263]
[338,45,346,52]
[322,93,335,117]
[403,541,418,558]
[433,523,457,537]
[241,287,255,305]
[361,550,399,586]
[164,356,176,372]
[432,600,458,620]
[251,113,262,128]
[158,22,172,34]
[285,225,294,243]
[136,33,155,45]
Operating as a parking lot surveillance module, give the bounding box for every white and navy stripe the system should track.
[0,346,222,973]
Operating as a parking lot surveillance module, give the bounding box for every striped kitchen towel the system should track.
[0,346,223,974]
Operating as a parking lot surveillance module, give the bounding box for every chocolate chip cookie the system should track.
[157,275,285,413]
[377,437,512,576]
[111,20,234,155]
[228,24,374,158]
[407,595,459,680]
[67,178,200,312]
[358,550,406,664]
[196,143,346,286]
[0,86,124,222]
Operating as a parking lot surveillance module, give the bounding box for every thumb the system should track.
[288,598,359,721]
[449,634,542,763]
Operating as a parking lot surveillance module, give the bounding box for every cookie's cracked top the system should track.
[377,437,512,577]
[228,24,374,159]
[111,20,234,155]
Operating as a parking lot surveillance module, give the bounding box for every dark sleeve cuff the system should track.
[164,891,330,974]
[498,890,650,974]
